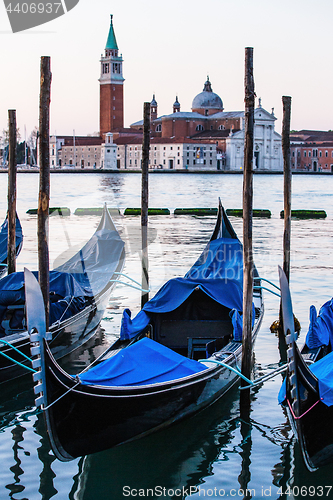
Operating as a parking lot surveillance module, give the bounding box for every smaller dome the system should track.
[192,78,223,112]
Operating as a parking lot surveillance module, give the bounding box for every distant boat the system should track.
[0,205,125,383]
[279,267,333,471]
[0,214,23,278]
[26,200,264,461]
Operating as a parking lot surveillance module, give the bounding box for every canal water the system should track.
[0,172,333,499]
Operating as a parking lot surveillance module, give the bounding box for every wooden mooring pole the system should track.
[7,109,17,274]
[141,102,150,308]
[241,47,255,405]
[282,96,292,283]
[38,56,52,329]
[278,96,292,361]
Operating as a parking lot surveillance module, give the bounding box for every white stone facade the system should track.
[225,106,282,171]
[115,141,218,170]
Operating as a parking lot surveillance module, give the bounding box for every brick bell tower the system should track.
[99,15,124,138]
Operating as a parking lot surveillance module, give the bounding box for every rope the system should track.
[109,279,150,292]
[0,338,33,362]
[0,350,36,373]
[257,277,280,291]
[42,380,81,410]
[287,397,321,420]
[253,286,280,298]
[198,358,253,385]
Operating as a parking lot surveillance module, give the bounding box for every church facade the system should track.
[50,15,283,172]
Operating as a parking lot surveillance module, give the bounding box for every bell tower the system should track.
[99,15,124,138]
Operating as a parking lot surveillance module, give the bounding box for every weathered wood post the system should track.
[282,96,292,282]
[7,109,17,274]
[278,96,292,362]
[141,102,150,308]
[241,47,255,404]
[38,56,52,329]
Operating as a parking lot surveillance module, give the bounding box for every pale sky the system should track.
[1,0,333,141]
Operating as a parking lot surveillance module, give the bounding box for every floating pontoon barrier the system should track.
[74,207,120,216]
[27,207,71,216]
[226,209,271,218]
[124,208,170,215]
[174,208,218,216]
[280,210,327,219]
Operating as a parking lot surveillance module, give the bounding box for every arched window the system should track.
[155,124,161,132]
[218,125,225,130]
[196,124,204,131]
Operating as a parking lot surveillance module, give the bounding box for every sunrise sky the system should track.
[1,0,332,141]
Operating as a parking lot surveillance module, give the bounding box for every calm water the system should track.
[0,172,333,499]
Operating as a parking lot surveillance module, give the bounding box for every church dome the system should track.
[192,78,223,114]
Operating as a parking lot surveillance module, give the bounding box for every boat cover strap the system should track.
[78,337,206,387]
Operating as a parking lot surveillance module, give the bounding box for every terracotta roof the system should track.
[59,136,103,147]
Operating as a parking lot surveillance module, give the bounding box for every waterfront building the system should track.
[290,130,333,172]
[50,133,116,169]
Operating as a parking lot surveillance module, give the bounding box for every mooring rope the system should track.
[287,397,321,420]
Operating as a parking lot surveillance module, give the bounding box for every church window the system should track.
[196,125,204,131]
[155,125,161,132]
[218,125,225,130]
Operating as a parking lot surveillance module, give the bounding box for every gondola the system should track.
[278,267,333,471]
[0,205,125,383]
[27,200,264,461]
[0,214,23,278]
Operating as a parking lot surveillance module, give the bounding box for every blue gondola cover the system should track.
[305,300,333,349]
[120,238,245,340]
[79,337,206,387]
[0,216,23,264]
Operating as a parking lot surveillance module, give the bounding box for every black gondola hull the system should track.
[285,341,333,471]
[42,335,254,461]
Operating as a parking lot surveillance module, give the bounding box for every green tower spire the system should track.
[105,15,118,50]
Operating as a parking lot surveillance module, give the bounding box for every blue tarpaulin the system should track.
[120,238,245,340]
[0,216,23,265]
[279,351,333,407]
[309,351,333,406]
[79,337,206,387]
[305,300,333,349]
